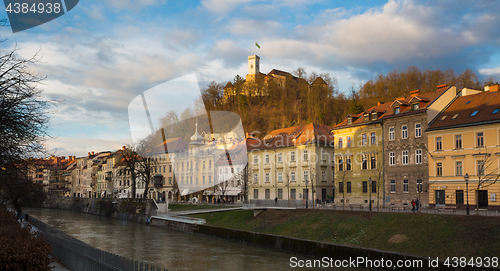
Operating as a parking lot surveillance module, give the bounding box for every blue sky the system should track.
[1,0,500,157]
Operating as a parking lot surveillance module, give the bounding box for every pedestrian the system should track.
[411,199,416,212]
[275,197,278,205]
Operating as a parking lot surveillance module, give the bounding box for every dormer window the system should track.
[412,103,419,111]
[372,112,377,120]
[347,117,352,124]
[364,113,369,121]
[395,107,400,114]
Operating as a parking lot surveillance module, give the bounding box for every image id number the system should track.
[6,2,62,14]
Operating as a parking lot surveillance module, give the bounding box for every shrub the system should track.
[0,205,52,270]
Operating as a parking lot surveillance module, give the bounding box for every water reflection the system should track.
[25,208,359,271]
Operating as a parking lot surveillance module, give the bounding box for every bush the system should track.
[0,205,52,270]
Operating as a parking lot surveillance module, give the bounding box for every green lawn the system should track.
[168,204,234,211]
[190,209,500,258]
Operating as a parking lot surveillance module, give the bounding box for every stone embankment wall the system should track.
[42,197,156,223]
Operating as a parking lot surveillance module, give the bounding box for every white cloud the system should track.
[45,136,132,157]
[201,0,253,14]
[479,67,500,76]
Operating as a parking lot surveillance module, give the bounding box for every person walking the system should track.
[411,199,416,212]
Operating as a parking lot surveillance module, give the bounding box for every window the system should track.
[440,115,448,121]
[347,117,352,124]
[202,176,205,184]
[265,189,270,199]
[265,173,270,183]
[402,125,408,139]
[389,127,395,141]
[254,189,259,199]
[456,190,464,204]
[347,136,351,147]
[291,171,296,182]
[470,110,479,116]
[278,172,283,183]
[456,161,463,176]
[265,154,270,164]
[452,113,459,119]
[436,137,442,151]
[415,123,421,137]
[371,156,377,169]
[338,137,343,148]
[403,180,409,192]
[415,149,422,164]
[395,107,400,114]
[364,113,369,121]
[254,173,258,183]
[346,157,352,171]
[278,188,283,199]
[338,158,343,171]
[277,153,282,163]
[322,188,327,200]
[402,151,409,165]
[493,109,500,114]
[303,150,308,161]
[416,179,422,193]
[321,170,326,181]
[370,132,376,145]
[391,180,396,192]
[477,160,485,175]
[362,156,368,170]
[477,132,484,147]
[436,162,443,176]
[389,152,395,166]
[303,189,309,200]
[362,134,367,145]
[254,155,258,164]
[339,182,344,193]
[291,189,296,199]
[346,182,351,193]
[303,171,309,182]
[372,112,377,120]
[291,151,296,162]
[169,177,172,185]
[363,181,368,193]
[455,134,462,149]
[412,103,419,111]
[371,181,377,193]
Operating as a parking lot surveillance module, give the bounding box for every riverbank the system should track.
[190,209,500,259]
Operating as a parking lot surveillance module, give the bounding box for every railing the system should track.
[29,216,167,271]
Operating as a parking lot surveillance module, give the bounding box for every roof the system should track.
[224,82,234,89]
[333,102,393,129]
[247,123,334,151]
[428,90,500,131]
[215,140,247,166]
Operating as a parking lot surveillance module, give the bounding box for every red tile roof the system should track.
[333,102,393,129]
[428,90,500,130]
[247,123,334,151]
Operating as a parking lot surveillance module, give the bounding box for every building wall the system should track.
[332,123,384,207]
[248,144,335,202]
[383,112,429,208]
[427,123,500,210]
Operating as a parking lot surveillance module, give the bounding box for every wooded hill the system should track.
[167,67,497,140]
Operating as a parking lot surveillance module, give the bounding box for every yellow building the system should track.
[331,102,392,209]
[427,85,500,211]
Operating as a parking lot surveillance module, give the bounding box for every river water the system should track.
[25,208,363,271]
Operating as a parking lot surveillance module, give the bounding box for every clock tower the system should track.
[246,55,260,82]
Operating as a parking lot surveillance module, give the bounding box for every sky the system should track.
[1,0,500,157]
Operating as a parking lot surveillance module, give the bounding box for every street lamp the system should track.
[305,178,309,209]
[368,177,372,211]
[464,173,469,215]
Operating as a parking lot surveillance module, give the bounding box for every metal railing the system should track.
[29,216,168,271]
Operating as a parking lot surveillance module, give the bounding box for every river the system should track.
[25,208,363,270]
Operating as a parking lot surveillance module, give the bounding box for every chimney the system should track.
[377,102,383,106]
[410,89,420,97]
[88,152,91,157]
[437,84,448,91]
[92,151,95,155]
[122,146,126,150]
[485,83,500,92]
[62,156,65,160]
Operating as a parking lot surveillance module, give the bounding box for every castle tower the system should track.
[246,55,261,83]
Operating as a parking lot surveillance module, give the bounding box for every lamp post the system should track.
[464,173,469,215]
[305,178,309,209]
[368,177,372,211]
